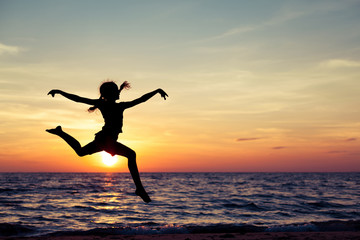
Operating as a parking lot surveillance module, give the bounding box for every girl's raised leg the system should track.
[46,126,98,157]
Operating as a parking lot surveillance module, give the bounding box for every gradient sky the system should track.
[1,0,360,172]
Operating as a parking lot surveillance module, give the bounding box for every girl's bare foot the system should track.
[46,126,63,135]
[135,188,151,203]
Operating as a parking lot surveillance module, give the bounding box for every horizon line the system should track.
[0,171,359,173]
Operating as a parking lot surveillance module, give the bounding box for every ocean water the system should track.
[0,172,359,237]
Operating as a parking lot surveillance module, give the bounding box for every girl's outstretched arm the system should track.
[48,89,97,105]
[124,89,168,109]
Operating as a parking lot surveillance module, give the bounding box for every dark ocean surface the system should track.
[0,172,359,237]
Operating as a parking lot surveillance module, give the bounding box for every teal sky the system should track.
[1,0,360,172]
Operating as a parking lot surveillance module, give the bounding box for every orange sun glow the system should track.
[101,151,118,167]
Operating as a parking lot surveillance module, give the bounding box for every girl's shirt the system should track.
[98,101,128,134]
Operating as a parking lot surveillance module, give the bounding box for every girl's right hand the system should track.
[47,89,61,97]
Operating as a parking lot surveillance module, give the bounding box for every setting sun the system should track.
[101,151,118,167]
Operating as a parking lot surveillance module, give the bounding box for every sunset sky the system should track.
[1,0,360,172]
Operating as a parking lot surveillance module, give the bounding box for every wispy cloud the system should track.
[320,59,360,68]
[272,146,286,150]
[236,138,262,142]
[207,1,353,41]
[327,150,347,154]
[0,43,22,55]
[210,10,307,40]
[211,26,257,40]
[345,138,357,142]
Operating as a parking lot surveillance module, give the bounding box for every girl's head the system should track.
[88,80,131,112]
[100,81,119,101]
[99,80,131,101]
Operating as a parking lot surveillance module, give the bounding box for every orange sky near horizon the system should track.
[1,1,360,172]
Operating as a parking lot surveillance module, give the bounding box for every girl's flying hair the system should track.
[119,81,131,92]
[88,80,131,112]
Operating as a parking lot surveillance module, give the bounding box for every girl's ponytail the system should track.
[119,81,131,92]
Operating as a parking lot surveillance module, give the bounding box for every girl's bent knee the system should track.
[76,150,87,157]
[127,150,136,160]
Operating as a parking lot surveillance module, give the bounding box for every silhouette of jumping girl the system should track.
[46,81,168,203]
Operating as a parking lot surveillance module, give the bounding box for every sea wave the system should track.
[0,223,35,237]
[1,220,359,237]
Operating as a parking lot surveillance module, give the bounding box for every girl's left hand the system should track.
[158,89,168,100]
